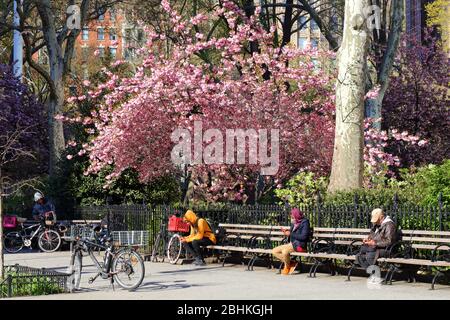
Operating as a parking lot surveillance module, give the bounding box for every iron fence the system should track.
[74,198,449,253]
[0,264,69,298]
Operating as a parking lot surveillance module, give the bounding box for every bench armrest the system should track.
[431,244,450,262]
[386,240,413,259]
[311,238,335,254]
[346,240,364,256]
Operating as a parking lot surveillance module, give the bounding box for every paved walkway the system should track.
[4,251,450,300]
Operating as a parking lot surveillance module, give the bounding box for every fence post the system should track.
[438,192,443,231]
[6,275,12,298]
[284,201,290,226]
[316,192,322,227]
[353,194,358,228]
[393,193,399,226]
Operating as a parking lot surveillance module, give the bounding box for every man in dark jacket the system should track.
[32,192,56,222]
[356,208,397,268]
[272,208,311,275]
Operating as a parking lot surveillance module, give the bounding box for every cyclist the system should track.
[32,192,56,223]
[180,210,217,266]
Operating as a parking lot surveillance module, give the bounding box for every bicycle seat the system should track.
[17,217,27,224]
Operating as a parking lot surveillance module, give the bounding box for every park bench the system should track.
[207,223,450,289]
[206,224,369,275]
[378,230,450,289]
[206,224,287,270]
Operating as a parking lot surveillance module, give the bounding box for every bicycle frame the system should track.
[19,223,44,242]
[74,236,119,279]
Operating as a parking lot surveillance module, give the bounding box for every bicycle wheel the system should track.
[38,229,61,252]
[68,250,82,292]
[167,234,183,264]
[112,248,145,290]
[3,232,24,253]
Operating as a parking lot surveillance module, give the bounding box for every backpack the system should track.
[204,218,227,244]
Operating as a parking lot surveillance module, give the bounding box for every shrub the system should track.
[274,161,449,207]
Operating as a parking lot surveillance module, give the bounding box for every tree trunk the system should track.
[48,66,65,178]
[328,0,371,193]
[366,0,404,130]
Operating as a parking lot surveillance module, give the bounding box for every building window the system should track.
[99,13,105,21]
[298,16,308,30]
[298,37,308,49]
[137,29,144,42]
[109,29,117,41]
[97,28,105,40]
[82,28,89,40]
[311,19,319,30]
[311,38,319,48]
[98,47,105,57]
[124,47,135,60]
[109,47,117,58]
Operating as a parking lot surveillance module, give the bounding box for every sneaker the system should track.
[289,262,298,275]
[281,264,290,275]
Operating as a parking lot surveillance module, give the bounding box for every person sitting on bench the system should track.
[181,210,217,266]
[272,208,311,275]
[356,208,397,268]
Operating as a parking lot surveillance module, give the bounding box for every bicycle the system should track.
[3,212,62,253]
[68,225,145,291]
[151,221,169,262]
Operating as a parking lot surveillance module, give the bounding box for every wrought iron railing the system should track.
[0,264,69,299]
[74,199,449,254]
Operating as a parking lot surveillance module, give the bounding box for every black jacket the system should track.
[288,218,311,250]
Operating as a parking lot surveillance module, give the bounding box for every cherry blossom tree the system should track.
[61,1,337,204]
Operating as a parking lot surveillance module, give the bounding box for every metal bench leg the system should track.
[346,263,356,281]
[328,260,336,276]
[407,269,416,283]
[388,265,398,285]
[251,255,266,271]
[247,256,255,271]
[313,263,321,278]
[308,261,316,278]
[383,265,392,285]
[221,252,232,267]
[431,271,444,290]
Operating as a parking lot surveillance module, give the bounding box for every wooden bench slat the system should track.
[225,229,285,235]
[219,224,289,229]
[226,235,285,242]
[314,228,371,233]
[381,258,450,267]
[399,237,450,244]
[401,230,450,236]
[411,244,450,250]
[314,234,367,239]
